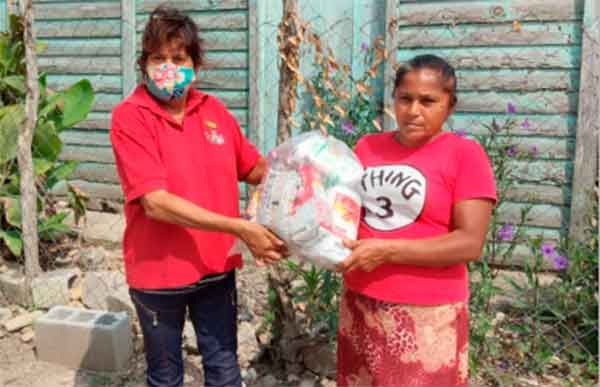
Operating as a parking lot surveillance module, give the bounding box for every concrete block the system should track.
[82,271,126,310]
[0,268,31,306]
[34,306,132,372]
[31,268,81,308]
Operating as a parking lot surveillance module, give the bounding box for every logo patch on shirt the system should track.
[203,120,225,145]
[360,165,426,231]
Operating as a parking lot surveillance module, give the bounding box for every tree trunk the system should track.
[276,0,300,144]
[18,0,41,289]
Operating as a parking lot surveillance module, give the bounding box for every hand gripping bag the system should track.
[247,131,364,269]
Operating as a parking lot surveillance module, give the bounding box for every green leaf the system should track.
[60,79,94,128]
[7,40,24,74]
[33,158,54,177]
[0,37,10,72]
[0,104,25,163]
[32,120,62,161]
[46,160,78,189]
[0,229,22,257]
[38,93,61,119]
[4,196,22,228]
[38,212,71,240]
[2,75,25,94]
[4,173,20,196]
[38,72,48,100]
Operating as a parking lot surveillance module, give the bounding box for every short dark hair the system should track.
[137,6,205,72]
[393,54,457,106]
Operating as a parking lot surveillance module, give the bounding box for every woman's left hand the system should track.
[336,239,390,273]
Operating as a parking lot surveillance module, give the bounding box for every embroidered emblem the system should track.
[202,120,225,145]
[204,128,225,145]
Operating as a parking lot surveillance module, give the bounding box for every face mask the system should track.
[145,63,196,102]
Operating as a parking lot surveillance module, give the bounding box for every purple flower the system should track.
[521,119,531,131]
[506,145,518,157]
[360,42,369,52]
[541,242,557,258]
[453,128,467,137]
[497,223,515,241]
[529,145,539,157]
[552,255,569,271]
[341,121,355,135]
[507,103,517,114]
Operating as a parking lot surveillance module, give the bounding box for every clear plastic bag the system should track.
[244,131,363,269]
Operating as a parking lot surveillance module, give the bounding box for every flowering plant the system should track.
[300,38,386,148]
[466,104,598,383]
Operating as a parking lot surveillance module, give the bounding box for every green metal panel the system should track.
[31,0,125,204]
[0,1,6,32]
[394,0,585,250]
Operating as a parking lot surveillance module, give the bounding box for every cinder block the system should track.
[34,306,132,371]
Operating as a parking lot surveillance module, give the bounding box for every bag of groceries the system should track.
[246,131,364,269]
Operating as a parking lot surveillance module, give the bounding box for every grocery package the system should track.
[247,131,364,269]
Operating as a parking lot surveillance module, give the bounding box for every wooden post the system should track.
[383,0,399,131]
[248,0,263,152]
[569,0,599,241]
[121,0,136,97]
[276,0,299,145]
[268,0,305,369]
[19,0,41,289]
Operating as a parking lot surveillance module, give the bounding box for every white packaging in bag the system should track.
[246,131,363,269]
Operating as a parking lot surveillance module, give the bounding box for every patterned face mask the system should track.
[145,63,196,102]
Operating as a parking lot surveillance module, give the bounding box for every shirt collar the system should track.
[126,84,208,127]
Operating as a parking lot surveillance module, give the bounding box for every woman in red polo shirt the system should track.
[336,55,497,386]
[110,6,283,387]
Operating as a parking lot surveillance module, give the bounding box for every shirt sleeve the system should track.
[453,139,497,204]
[227,111,261,180]
[110,104,168,203]
[353,136,367,167]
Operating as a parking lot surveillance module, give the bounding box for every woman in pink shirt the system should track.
[336,55,497,386]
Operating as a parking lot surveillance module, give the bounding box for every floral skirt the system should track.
[337,288,469,387]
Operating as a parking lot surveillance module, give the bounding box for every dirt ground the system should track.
[0,226,570,387]
[0,240,300,387]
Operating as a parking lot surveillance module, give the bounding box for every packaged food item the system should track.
[246,131,363,269]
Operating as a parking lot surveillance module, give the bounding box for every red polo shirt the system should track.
[110,85,260,289]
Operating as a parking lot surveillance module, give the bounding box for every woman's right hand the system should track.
[236,220,286,264]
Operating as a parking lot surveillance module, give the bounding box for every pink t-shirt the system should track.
[344,131,497,305]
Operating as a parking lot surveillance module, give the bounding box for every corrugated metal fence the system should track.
[1,0,597,264]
